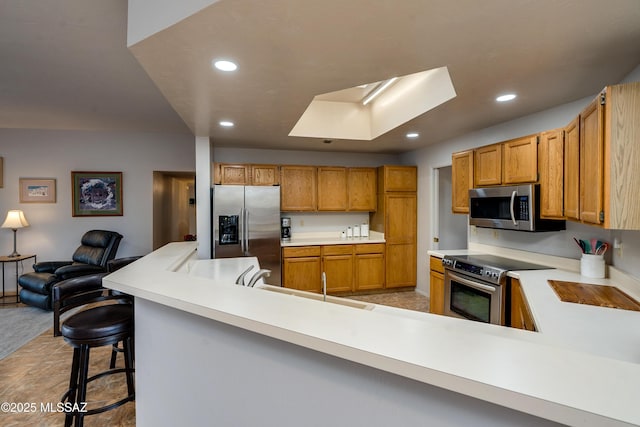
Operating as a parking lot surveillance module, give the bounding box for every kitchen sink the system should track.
[256,284,375,310]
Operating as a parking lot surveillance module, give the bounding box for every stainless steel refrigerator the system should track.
[212,185,281,286]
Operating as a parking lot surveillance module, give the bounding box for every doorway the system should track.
[433,166,467,250]
[153,171,197,250]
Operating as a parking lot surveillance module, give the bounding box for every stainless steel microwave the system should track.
[468,184,565,232]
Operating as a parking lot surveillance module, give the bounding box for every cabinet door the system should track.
[348,168,377,211]
[579,98,604,225]
[317,167,348,211]
[282,256,321,293]
[429,270,445,315]
[385,243,416,288]
[564,118,580,221]
[280,166,317,211]
[217,164,250,185]
[474,144,502,186]
[384,193,417,243]
[354,253,385,291]
[323,254,353,293]
[538,129,564,219]
[510,279,536,331]
[502,135,538,184]
[380,166,417,192]
[251,165,279,186]
[451,150,474,214]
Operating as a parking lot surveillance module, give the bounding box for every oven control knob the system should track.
[492,272,499,279]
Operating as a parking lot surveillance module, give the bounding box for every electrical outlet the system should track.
[492,230,499,239]
[470,226,477,235]
[299,220,304,227]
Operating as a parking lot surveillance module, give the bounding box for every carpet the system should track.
[0,305,53,360]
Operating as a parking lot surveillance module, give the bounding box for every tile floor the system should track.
[0,291,428,426]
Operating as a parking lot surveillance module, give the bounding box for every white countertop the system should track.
[104,242,640,427]
[281,230,385,246]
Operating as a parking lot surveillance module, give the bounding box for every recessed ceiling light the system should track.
[213,60,237,72]
[219,121,234,127]
[496,93,517,102]
[406,132,419,138]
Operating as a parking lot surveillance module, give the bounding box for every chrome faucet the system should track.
[235,265,254,286]
[247,269,271,287]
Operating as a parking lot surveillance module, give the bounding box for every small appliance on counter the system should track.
[281,217,291,241]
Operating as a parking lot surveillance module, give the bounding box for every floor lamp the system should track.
[2,210,30,257]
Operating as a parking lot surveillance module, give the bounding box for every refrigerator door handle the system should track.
[239,208,245,253]
[244,208,250,254]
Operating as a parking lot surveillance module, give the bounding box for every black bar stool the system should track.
[60,303,135,427]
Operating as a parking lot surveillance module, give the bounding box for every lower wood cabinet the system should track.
[510,278,537,331]
[385,243,416,288]
[282,246,321,293]
[429,256,445,315]
[283,243,385,294]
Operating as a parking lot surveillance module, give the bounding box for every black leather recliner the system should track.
[18,230,123,310]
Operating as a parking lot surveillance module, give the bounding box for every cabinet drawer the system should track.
[354,243,385,254]
[322,245,353,256]
[283,246,321,258]
[429,256,444,274]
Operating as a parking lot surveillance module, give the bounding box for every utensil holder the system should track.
[580,254,605,278]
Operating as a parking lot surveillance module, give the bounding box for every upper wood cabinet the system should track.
[317,167,348,211]
[378,165,417,192]
[280,166,317,211]
[563,117,580,221]
[451,150,474,213]
[474,144,502,186]
[347,167,377,211]
[214,164,250,185]
[579,82,640,229]
[538,129,564,219]
[502,135,538,184]
[251,164,279,185]
[473,135,538,187]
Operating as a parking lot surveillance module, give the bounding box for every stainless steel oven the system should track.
[442,254,551,325]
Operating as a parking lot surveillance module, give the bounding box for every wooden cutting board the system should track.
[548,280,640,312]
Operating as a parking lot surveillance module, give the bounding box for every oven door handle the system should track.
[509,190,517,226]
[447,270,497,293]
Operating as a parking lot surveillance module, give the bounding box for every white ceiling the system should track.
[2,0,640,154]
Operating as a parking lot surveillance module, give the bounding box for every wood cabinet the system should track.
[354,244,385,291]
[474,144,502,186]
[317,167,348,211]
[378,165,417,192]
[473,135,538,187]
[579,97,604,225]
[429,256,445,315]
[283,243,385,294]
[280,166,317,211]
[214,164,250,185]
[502,135,538,184]
[348,167,377,211]
[451,150,474,214]
[563,117,580,221]
[322,245,353,293]
[282,246,321,293]
[370,166,417,289]
[538,129,564,219]
[510,278,536,331]
[251,164,279,185]
[575,82,640,229]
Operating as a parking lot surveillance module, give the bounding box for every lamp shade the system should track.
[1,210,30,229]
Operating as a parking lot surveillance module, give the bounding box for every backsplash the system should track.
[469,221,640,280]
[285,212,370,235]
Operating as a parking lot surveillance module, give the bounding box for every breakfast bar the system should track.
[103,242,640,427]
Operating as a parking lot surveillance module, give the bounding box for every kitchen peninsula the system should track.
[103,242,640,427]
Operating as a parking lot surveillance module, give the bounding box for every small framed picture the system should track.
[20,178,57,203]
[71,171,123,217]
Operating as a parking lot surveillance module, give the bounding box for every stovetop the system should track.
[442,254,552,285]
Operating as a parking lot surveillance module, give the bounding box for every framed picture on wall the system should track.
[71,171,123,216]
[19,178,57,203]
